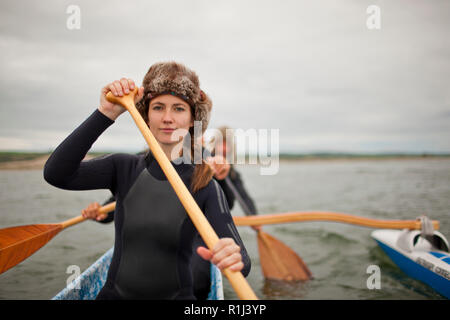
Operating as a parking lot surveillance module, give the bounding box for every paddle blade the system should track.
[257,231,313,281]
[0,224,62,274]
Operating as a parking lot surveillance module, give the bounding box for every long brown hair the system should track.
[188,126,214,193]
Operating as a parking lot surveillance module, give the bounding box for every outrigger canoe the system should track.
[372,228,450,299]
[52,247,224,300]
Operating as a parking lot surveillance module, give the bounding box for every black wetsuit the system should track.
[226,167,258,215]
[97,172,238,300]
[97,148,259,300]
[43,110,251,300]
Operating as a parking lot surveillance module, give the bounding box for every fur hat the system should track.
[137,61,212,133]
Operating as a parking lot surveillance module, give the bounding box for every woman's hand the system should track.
[206,155,231,180]
[196,238,244,272]
[251,225,262,232]
[81,202,108,221]
[98,78,144,121]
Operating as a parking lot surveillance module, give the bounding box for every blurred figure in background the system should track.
[205,126,259,219]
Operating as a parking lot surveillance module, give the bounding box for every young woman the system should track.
[80,147,240,300]
[44,62,251,300]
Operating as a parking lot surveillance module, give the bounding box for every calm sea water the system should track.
[0,159,449,300]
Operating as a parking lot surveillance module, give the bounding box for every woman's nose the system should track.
[162,110,173,122]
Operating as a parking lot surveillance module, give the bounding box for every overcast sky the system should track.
[0,0,449,154]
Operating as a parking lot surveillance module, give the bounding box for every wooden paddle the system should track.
[1,199,438,276]
[0,202,115,274]
[105,87,258,300]
[223,177,312,281]
[233,211,440,230]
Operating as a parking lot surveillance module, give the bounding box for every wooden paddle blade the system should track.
[257,231,313,281]
[0,224,62,274]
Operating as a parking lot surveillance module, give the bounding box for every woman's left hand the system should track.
[197,238,244,272]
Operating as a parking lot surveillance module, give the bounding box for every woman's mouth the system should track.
[160,128,175,133]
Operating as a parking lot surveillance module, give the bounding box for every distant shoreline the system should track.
[277,153,450,162]
[278,156,450,164]
[0,152,103,170]
[0,151,449,170]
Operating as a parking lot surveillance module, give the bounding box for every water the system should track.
[0,159,449,300]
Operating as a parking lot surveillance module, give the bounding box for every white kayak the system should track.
[371,228,450,299]
[52,247,224,300]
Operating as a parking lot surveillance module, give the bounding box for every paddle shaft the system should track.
[106,89,258,300]
[70,202,440,232]
[233,212,440,230]
[59,202,116,229]
[63,200,440,232]
[224,176,255,216]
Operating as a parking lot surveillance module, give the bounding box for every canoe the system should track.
[371,229,450,299]
[52,247,224,300]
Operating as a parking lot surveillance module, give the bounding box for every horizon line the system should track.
[1,150,450,156]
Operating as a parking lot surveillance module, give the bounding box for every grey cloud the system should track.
[0,0,449,153]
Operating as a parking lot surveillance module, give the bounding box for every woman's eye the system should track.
[175,107,185,112]
[152,106,162,110]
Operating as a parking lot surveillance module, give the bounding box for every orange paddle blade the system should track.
[0,224,62,274]
[257,231,312,281]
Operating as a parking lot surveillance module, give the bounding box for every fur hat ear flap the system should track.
[195,90,212,132]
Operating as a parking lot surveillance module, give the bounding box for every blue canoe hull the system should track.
[372,230,450,299]
[53,247,224,300]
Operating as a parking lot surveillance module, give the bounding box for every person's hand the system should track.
[81,202,108,221]
[98,78,144,121]
[206,155,230,180]
[251,225,262,232]
[196,238,244,272]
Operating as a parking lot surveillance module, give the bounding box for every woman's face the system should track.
[147,94,194,146]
